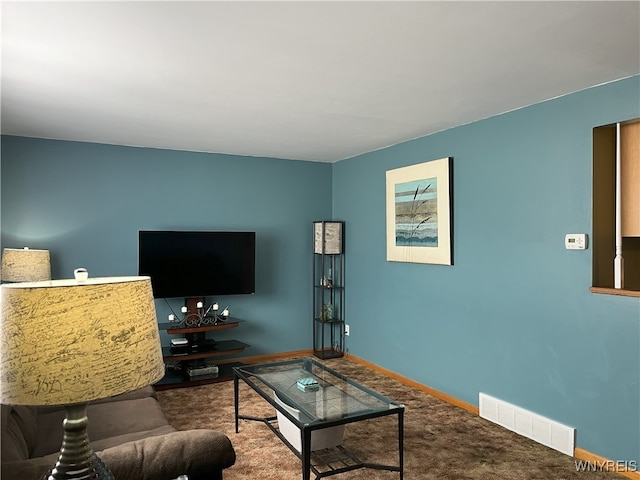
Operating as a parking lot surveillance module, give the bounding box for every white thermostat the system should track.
[565,233,587,250]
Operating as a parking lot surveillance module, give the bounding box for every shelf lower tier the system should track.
[155,362,243,390]
[162,339,249,362]
[313,348,344,360]
[314,317,343,324]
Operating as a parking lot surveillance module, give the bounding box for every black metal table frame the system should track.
[233,358,404,480]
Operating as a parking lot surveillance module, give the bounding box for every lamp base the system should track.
[43,403,114,480]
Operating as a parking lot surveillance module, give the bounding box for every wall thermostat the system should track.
[565,233,587,250]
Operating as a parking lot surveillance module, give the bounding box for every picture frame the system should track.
[386,157,452,265]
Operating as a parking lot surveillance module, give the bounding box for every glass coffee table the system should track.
[234,357,404,479]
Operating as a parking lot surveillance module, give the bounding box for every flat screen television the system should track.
[138,230,256,299]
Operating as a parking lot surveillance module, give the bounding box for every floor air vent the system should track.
[479,392,575,456]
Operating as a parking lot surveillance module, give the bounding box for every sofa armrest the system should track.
[99,429,236,480]
[1,430,235,480]
[1,453,61,480]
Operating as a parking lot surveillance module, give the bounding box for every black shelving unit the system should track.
[312,221,345,359]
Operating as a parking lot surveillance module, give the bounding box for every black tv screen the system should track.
[138,230,255,298]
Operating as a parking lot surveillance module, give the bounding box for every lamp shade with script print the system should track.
[1,247,51,282]
[0,275,164,405]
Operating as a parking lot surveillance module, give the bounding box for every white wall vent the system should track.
[479,392,575,456]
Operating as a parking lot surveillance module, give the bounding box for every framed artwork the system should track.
[386,157,452,265]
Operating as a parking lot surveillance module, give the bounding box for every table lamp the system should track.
[0,270,165,480]
[1,247,51,282]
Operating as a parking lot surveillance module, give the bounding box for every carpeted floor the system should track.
[156,356,626,480]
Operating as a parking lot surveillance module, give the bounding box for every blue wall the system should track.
[333,76,640,464]
[0,138,332,352]
[1,76,639,464]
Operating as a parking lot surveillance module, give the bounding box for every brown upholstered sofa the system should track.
[1,386,235,480]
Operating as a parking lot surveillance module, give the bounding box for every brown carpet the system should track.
[156,356,626,480]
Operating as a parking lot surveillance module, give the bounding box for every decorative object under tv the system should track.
[0,269,165,480]
[167,298,231,327]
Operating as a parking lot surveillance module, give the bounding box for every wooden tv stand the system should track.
[155,318,249,390]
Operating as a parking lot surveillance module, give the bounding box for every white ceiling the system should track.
[2,1,639,162]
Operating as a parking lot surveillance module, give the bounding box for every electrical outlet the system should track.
[345,324,350,336]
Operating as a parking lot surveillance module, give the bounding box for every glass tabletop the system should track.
[234,357,403,426]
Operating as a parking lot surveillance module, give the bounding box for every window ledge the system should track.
[590,287,640,298]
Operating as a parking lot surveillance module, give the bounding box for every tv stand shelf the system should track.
[156,318,249,390]
[156,362,244,389]
[162,340,249,361]
[161,320,240,335]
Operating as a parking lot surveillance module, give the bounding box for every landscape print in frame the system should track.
[386,157,452,265]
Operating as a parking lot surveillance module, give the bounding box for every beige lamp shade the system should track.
[1,247,51,282]
[0,275,165,405]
